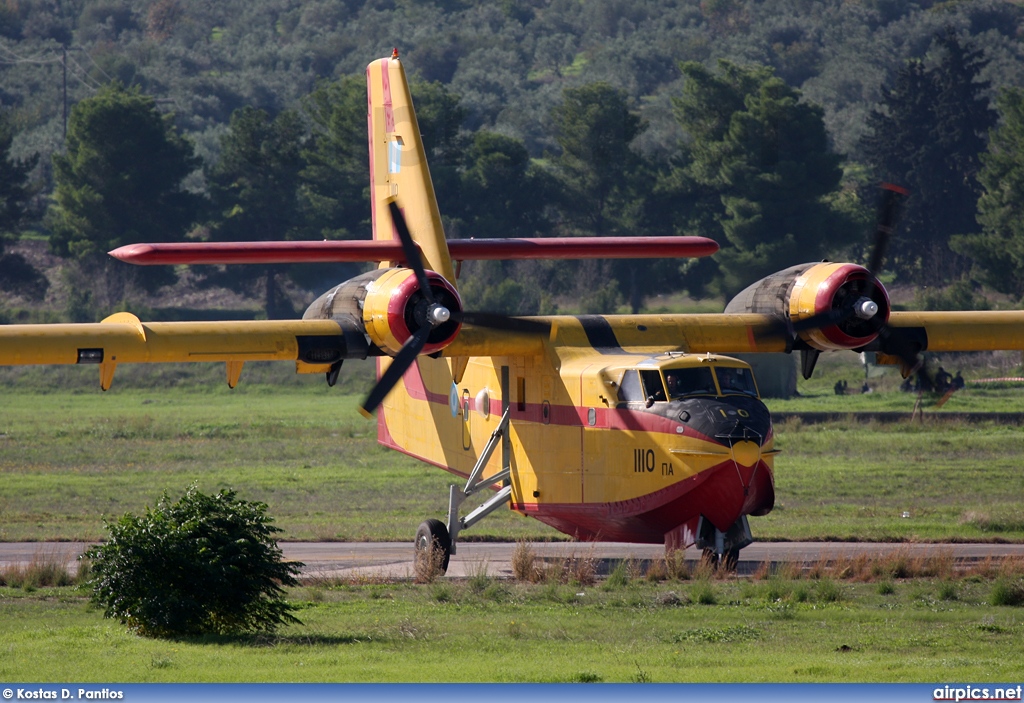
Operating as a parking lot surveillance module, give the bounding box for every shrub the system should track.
[691,580,717,605]
[937,580,959,601]
[602,561,630,590]
[816,579,844,603]
[990,579,1024,607]
[84,485,303,638]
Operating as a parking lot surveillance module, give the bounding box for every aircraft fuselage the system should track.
[378,325,776,551]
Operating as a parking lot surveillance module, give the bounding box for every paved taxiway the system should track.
[2,541,1022,579]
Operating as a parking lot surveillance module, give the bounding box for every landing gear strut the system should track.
[413,366,514,575]
[696,515,752,572]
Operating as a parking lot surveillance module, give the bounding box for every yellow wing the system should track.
[0,313,351,390]
[445,310,1024,359]
[886,311,1024,352]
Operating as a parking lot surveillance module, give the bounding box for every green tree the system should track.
[409,78,468,224]
[454,132,557,315]
[300,75,466,240]
[85,485,301,639]
[860,31,995,285]
[301,76,370,241]
[673,60,853,297]
[550,82,659,312]
[0,112,47,301]
[459,131,552,240]
[207,106,307,318]
[551,82,642,240]
[951,88,1024,300]
[47,83,201,311]
[0,112,36,243]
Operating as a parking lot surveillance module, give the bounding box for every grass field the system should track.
[2,356,1024,683]
[1,356,1024,543]
[2,559,1024,682]
[0,379,555,542]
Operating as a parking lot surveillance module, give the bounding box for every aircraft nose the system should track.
[731,439,761,467]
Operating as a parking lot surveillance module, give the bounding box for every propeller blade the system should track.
[388,200,435,306]
[360,324,432,417]
[789,184,909,347]
[858,183,909,309]
[790,307,854,334]
[867,183,909,278]
[451,310,552,335]
[876,325,933,390]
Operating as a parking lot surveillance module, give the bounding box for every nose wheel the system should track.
[696,515,752,573]
[702,547,741,572]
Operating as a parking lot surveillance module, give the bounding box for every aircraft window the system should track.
[664,367,717,398]
[715,366,758,396]
[617,370,644,403]
[640,370,667,402]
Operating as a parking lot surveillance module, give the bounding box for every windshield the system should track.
[664,367,717,398]
[714,366,758,396]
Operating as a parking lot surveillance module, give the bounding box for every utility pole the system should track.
[62,45,67,139]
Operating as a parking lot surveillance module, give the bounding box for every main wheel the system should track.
[415,519,451,575]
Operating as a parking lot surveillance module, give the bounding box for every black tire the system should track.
[415,519,451,574]
[719,547,741,573]
[700,547,740,572]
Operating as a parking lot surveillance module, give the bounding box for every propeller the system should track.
[785,184,934,388]
[859,184,935,388]
[790,183,907,335]
[359,202,551,417]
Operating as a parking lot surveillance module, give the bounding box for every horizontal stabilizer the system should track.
[108,236,719,266]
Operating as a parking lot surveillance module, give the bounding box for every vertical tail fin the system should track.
[366,50,456,285]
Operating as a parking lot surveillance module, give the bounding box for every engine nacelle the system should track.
[725,262,890,351]
[303,268,462,356]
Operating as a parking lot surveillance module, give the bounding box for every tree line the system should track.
[1,2,1023,318]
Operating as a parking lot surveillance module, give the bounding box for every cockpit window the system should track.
[617,370,644,403]
[640,370,667,402]
[664,367,717,398]
[715,366,758,396]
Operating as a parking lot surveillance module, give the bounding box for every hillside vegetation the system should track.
[1,1,1023,321]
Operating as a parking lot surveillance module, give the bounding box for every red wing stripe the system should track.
[109,237,719,266]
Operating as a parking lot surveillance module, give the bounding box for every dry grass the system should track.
[629,551,696,583]
[511,539,538,582]
[509,541,598,585]
[0,548,80,589]
[693,553,718,581]
[413,542,447,584]
[741,550,1024,585]
[564,547,598,586]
